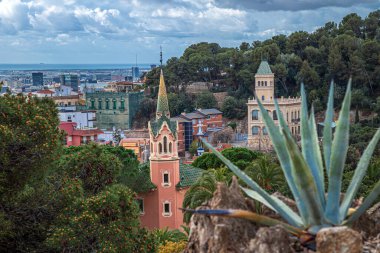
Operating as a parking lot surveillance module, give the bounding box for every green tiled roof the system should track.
[176,163,204,189]
[256,60,273,75]
[150,115,177,138]
[156,70,170,118]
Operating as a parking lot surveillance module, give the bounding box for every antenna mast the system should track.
[160,46,163,67]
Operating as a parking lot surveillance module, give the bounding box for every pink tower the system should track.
[139,70,187,229]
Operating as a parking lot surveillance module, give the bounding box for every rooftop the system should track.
[256,60,273,75]
[197,108,222,115]
[176,163,204,189]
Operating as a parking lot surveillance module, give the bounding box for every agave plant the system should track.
[186,79,380,242]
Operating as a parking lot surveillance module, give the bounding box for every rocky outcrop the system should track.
[316,227,362,253]
[184,177,258,253]
[245,226,295,253]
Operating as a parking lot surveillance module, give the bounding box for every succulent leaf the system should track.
[340,128,380,221]
[345,180,380,224]
[323,81,335,173]
[281,128,325,225]
[300,84,325,207]
[241,187,303,226]
[325,78,352,224]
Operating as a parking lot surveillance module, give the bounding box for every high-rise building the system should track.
[132,67,140,81]
[32,72,44,86]
[60,74,79,92]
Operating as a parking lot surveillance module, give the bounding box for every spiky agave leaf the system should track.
[282,128,325,228]
[300,84,325,208]
[256,97,308,225]
[325,78,352,225]
[323,81,335,173]
[182,208,305,236]
[201,139,304,228]
[308,106,325,197]
[273,99,309,225]
[345,180,380,224]
[340,128,380,221]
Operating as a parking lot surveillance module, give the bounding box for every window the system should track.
[163,201,171,216]
[257,81,260,86]
[163,136,168,153]
[252,126,259,135]
[159,143,162,153]
[287,112,289,122]
[98,99,102,109]
[90,100,95,109]
[67,136,72,142]
[136,199,144,214]
[252,110,259,120]
[265,81,267,86]
[67,116,72,122]
[113,99,117,110]
[169,142,172,153]
[120,100,125,110]
[291,111,294,120]
[262,96,265,101]
[298,126,300,134]
[163,173,169,184]
[262,127,268,135]
[273,111,278,120]
[106,99,110,110]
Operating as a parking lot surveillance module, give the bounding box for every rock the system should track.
[352,202,380,238]
[316,226,362,253]
[184,177,258,253]
[245,225,295,253]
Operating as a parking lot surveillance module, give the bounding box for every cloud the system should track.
[214,0,379,11]
[0,0,377,63]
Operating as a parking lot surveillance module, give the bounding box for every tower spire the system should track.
[160,46,163,67]
[156,69,170,119]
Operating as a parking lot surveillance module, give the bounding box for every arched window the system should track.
[120,99,125,110]
[163,136,167,153]
[298,110,300,119]
[159,143,163,153]
[106,99,110,110]
[265,81,267,86]
[252,110,259,120]
[287,112,289,122]
[291,111,294,120]
[262,127,268,135]
[90,99,95,109]
[273,110,278,120]
[113,99,117,110]
[262,96,265,101]
[298,125,300,134]
[169,142,172,153]
[98,99,102,109]
[257,81,261,86]
[252,126,259,135]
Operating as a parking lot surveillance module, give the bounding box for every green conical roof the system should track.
[256,60,273,75]
[156,70,170,119]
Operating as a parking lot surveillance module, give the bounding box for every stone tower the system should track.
[254,60,275,101]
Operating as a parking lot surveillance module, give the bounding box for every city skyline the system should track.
[0,0,378,64]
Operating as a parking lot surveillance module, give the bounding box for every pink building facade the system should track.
[59,122,103,146]
[138,70,202,230]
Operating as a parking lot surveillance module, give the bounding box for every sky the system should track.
[0,0,378,64]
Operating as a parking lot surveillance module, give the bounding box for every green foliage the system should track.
[192,147,261,170]
[221,96,247,119]
[0,94,63,200]
[46,184,157,253]
[195,92,217,109]
[153,227,188,245]
[245,155,284,192]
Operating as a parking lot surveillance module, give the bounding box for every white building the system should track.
[58,107,96,129]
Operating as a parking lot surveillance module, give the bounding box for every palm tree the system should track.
[182,168,231,223]
[244,155,284,192]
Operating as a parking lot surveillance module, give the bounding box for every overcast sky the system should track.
[0,0,378,64]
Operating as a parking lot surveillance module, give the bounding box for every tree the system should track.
[244,155,284,192]
[0,95,63,251]
[221,96,247,119]
[192,147,261,170]
[195,92,217,109]
[46,184,157,253]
